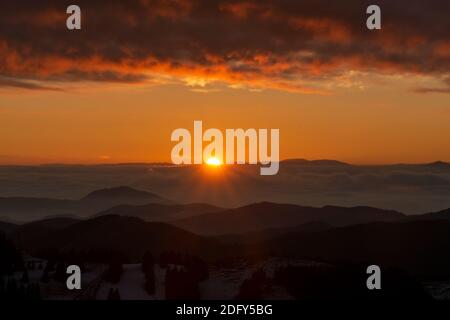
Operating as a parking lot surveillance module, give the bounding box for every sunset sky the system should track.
[0,0,449,165]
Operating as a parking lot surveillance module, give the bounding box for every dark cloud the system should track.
[0,76,62,91]
[42,70,150,83]
[413,87,450,94]
[0,0,449,91]
[412,76,450,94]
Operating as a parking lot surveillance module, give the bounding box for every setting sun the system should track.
[205,157,222,166]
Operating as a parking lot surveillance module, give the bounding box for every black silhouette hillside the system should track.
[2,216,79,244]
[215,221,332,244]
[0,220,17,235]
[24,217,81,229]
[174,202,404,236]
[16,215,217,262]
[268,220,450,279]
[0,186,170,222]
[13,216,82,248]
[9,205,450,282]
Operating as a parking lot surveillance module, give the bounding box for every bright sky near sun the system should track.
[206,157,222,166]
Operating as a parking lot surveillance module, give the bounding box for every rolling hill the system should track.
[173,202,404,236]
[15,215,219,262]
[214,221,332,244]
[0,186,170,222]
[268,220,450,278]
[94,202,223,222]
[407,208,450,222]
[0,220,17,235]
[8,202,450,280]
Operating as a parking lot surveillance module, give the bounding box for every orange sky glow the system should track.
[0,1,449,165]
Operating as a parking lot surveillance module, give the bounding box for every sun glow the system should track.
[205,157,222,166]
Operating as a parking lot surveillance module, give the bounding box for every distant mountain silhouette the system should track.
[174,202,404,236]
[268,220,450,278]
[422,161,450,168]
[8,202,450,281]
[95,202,223,222]
[0,186,170,222]
[281,159,349,166]
[15,215,218,262]
[24,217,81,229]
[0,197,73,222]
[406,208,450,222]
[81,186,162,201]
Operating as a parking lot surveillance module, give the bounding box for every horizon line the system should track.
[0,158,448,167]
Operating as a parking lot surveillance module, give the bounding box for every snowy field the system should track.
[96,264,166,300]
[5,257,450,300]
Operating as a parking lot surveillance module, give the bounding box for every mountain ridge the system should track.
[15,215,219,261]
[173,201,405,236]
[0,186,171,222]
[94,202,224,222]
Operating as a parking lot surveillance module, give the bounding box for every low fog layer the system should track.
[0,160,448,214]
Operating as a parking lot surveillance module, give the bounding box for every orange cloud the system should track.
[0,0,448,93]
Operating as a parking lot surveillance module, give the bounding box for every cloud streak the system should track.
[0,76,62,91]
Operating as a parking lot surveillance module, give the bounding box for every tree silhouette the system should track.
[144,266,155,295]
[236,268,267,299]
[165,267,200,299]
[104,262,123,284]
[53,261,67,282]
[41,268,50,283]
[107,288,121,300]
[21,269,30,284]
[142,251,154,275]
